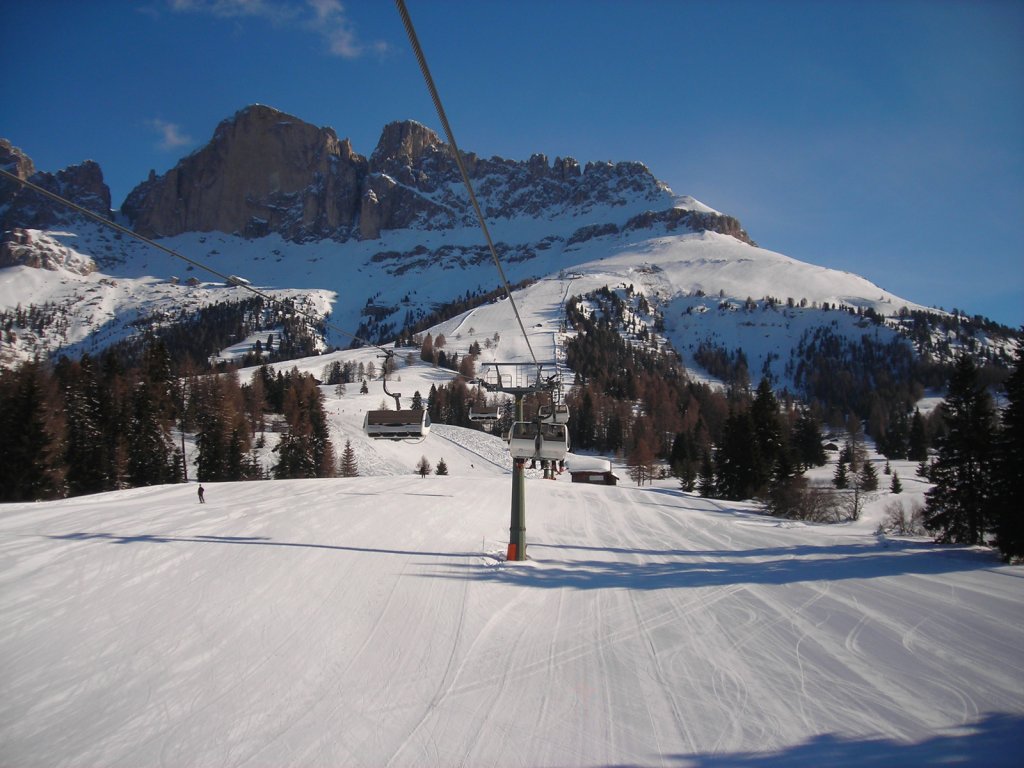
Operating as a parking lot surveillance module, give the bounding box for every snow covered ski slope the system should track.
[2,466,1022,767]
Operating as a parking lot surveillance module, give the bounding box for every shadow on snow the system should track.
[648,711,1024,768]
[429,538,1003,590]
[45,530,1007,589]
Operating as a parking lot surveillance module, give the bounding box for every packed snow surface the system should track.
[2,438,1022,766]
[2,210,1021,765]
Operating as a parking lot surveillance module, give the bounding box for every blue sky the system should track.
[3,0,1022,327]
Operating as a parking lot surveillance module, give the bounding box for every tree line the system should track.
[920,350,1023,562]
[0,343,340,502]
[562,286,1022,561]
[2,294,327,371]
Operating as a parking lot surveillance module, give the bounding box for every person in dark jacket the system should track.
[198,485,205,504]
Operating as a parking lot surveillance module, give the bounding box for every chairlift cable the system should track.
[2,172,524,397]
[0,167,386,354]
[394,0,540,370]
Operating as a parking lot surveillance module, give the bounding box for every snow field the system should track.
[2,461,1022,767]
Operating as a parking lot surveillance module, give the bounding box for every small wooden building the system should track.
[570,469,619,486]
[567,455,619,486]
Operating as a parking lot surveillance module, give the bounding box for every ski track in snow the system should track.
[2,473,1022,766]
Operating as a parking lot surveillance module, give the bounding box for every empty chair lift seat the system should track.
[469,405,500,422]
[363,409,431,440]
[507,421,568,461]
[537,422,569,460]
[538,403,569,424]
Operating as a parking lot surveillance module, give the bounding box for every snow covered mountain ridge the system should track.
[5,104,742,247]
[0,104,1017,371]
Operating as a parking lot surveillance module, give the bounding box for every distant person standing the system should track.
[198,485,205,504]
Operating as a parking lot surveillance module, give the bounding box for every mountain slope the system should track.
[1,105,1017,379]
[2,451,1021,766]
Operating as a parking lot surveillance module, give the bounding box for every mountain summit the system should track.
[117,104,750,244]
[121,105,365,241]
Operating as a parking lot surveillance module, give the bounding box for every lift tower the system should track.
[480,363,563,561]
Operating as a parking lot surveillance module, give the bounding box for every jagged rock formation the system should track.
[121,105,366,241]
[1,103,754,280]
[116,105,752,244]
[0,138,111,233]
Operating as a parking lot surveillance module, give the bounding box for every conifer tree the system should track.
[993,345,1024,561]
[339,439,359,477]
[627,437,657,486]
[246,370,267,435]
[427,383,442,424]
[0,360,68,501]
[923,356,996,545]
[790,410,826,470]
[890,472,902,494]
[196,372,252,482]
[273,373,335,479]
[859,460,878,492]
[670,431,698,491]
[907,408,929,462]
[195,376,230,481]
[833,459,849,490]
[698,450,716,497]
[126,379,177,486]
[435,457,449,476]
[716,405,761,499]
[750,378,783,490]
[57,354,111,495]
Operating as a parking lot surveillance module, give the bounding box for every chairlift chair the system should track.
[537,422,569,461]
[508,421,541,459]
[469,405,500,422]
[363,349,431,440]
[363,409,431,440]
[538,403,570,425]
[507,421,568,461]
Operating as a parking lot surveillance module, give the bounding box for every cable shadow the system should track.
[47,532,477,560]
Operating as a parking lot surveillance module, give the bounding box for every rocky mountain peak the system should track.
[1,138,111,237]
[122,105,366,241]
[1,138,36,186]
[369,120,445,170]
[115,105,700,244]
[5,105,754,255]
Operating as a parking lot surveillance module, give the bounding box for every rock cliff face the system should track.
[2,104,753,250]
[1,138,111,233]
[118,105,724,244]
[121,105,366,241]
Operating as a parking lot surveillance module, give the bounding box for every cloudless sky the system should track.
[2,0,1022,327]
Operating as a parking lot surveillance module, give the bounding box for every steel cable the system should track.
[394,0,540,370]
